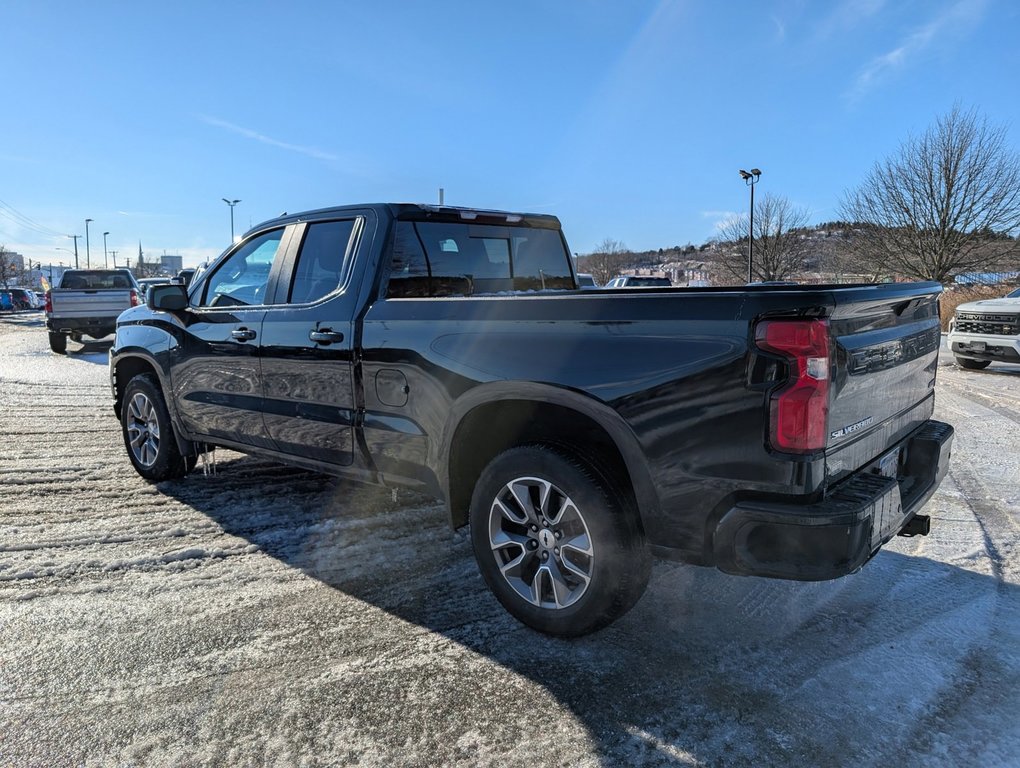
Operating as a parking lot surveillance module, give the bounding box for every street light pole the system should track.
[85,218,94,268]
[222,198,241,242]
[738,169,762,282]
[67,235,81,268]
[103,232,110,268]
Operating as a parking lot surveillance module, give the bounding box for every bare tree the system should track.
[715,193,810,282]
[840,106,1020,283]
[0,245,18,289]
[577,238,631,286]
[815,235,885,283]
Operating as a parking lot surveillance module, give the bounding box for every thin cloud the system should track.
[847,0,988,100]
[815,0,887,40]
[701,211,743,234]
[771,15,787,42]
[199,115,338,162]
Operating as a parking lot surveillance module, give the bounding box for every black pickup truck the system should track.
[109,203,953,636]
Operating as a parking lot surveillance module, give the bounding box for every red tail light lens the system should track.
[44,290,52,313]
[130,289,140,306]
[755,319,830,453]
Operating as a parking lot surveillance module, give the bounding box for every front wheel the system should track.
[121,373,190,481]
[469,445,651,637]
[955,356,991,370]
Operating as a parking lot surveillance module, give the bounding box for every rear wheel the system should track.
[469,445,651,637]
[121,373,189,481]
[48,332,66,354]
[955,356,991,370]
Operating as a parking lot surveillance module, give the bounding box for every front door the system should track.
[171,227,290,449]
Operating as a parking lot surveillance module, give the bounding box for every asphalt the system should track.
[1,312,1018,767]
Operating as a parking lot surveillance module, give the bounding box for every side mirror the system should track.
[148,283,189,311]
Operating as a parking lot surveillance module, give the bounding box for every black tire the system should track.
[121,373,189,481]
[955,356,991,370]
[48,332,67,354]
[469,445,651,637]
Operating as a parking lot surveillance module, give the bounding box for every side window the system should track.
[199,229,284,308]
[288,220,357,304]
[386,222,431,298]
[385,221,572,297]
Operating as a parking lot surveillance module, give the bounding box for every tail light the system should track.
[44,290,52,313]
[130,289,140,306]
[755,319,830,453]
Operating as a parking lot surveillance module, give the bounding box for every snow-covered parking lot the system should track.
[1,312,1018,767]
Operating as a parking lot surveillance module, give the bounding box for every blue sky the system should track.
[2,0,1017,269]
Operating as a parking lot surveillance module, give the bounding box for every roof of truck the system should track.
[247,203,562,235]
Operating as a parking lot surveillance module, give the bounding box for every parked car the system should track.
[604,275,672,288]
[0,291,12,312]
[137,278,171,298]
[947,289,1020,369]
[576,273,598,288]
[111,202,952,636]
[176,268,197,287]
[46,269,141,353]
[8,288,39,310]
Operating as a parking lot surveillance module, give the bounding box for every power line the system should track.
[0,198,68,238]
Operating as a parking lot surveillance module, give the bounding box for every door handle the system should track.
[231,327,257,341]
[309,329,345,344]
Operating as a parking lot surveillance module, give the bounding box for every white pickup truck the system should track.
[947,287,1020,369]
[45,269,141,353]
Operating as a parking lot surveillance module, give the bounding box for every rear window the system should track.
[60,271,137,290]
[387,221,571,297]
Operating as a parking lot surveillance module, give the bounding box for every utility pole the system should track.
[68,234,81,269]
[85,218,94,268]
[110,250,119,268]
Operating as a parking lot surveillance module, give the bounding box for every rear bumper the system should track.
[712,419,953,581]
[46,316,118,336]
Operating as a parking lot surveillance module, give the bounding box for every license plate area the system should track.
[970,341,986,352]
[873,446,902,479]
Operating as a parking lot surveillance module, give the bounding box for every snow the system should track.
[1,311,1018,766]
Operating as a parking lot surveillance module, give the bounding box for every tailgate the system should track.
[50,290,134,318]
[825,283,942,483]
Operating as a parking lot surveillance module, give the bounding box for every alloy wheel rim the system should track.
[488,476,594,610]
[126,392,160,468]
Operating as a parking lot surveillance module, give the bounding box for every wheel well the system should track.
[447,400,638,529]
[113,356,159,418]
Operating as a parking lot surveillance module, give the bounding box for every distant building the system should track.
[3,251,26,271]
[160,254,183,274]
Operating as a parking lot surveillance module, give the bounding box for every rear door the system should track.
[171,226,293,448]
[258,216,363,465]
